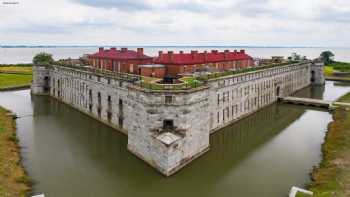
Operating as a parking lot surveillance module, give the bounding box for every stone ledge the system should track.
[154,132,182,147]
[128,144,209,177]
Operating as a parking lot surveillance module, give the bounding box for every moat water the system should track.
[0,81,349,197]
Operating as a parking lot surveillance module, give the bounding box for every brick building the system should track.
[138,64,166,78]
[153,49,254,77]
[89,47,153,75]
[88,48,253,78]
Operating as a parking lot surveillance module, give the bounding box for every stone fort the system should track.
[31,50,324,176]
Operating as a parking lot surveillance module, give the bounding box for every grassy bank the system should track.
[0,64,32,67]
[298,92,350,196]
[0,67,32,75]
[0,107,30,196]
[327,62,350,73]
[0,74,32,90]
[0,66,33,90]
[324,62,350,83]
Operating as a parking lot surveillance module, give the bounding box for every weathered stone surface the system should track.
[31,61,321,176]
[310,62,325,85]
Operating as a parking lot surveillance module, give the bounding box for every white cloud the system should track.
[0,0,349,46]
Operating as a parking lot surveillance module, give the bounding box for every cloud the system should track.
[74,0,152,10]
[1,0,350,46]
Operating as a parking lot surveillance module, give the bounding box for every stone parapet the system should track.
[31,61,319,176]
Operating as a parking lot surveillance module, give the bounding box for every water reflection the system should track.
[0,81,349,197]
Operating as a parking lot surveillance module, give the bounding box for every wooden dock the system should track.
[279,97,332,109]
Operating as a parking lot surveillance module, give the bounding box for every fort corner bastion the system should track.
[31,50,324,176]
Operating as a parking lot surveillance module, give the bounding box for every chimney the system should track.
[204,51,208,62]
[111,47,117,51]
[137,48,144,55]
[191,50,197,59]
[121,48,128,52]
[224,50,229,60]
[240,49,245,54]
[158,51,163,61]
[168,51,174,62]
[99,47,104,52]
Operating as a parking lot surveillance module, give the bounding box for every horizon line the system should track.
[1,45,349,49]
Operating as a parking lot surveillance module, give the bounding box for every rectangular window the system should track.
[165,96,173,104]
[108,95,112,112]
[98,92,101,107]
[223,109,225,122]
[217,94,220,105]
[163,120,174,130]
[118,117,123,128]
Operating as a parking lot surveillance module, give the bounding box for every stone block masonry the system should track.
[31,61,324,176]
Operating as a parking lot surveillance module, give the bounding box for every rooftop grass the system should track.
[0,107,30,197]
[57,60,302,91]
[195,61,301,81]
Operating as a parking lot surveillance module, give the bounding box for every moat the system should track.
[0,81,349,197]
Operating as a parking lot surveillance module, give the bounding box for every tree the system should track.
[320,51,334,65]
[33,52,54,66]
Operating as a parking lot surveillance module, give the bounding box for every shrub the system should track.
[33,52,54,66]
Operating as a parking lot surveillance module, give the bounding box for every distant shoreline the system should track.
[1,45,350,49]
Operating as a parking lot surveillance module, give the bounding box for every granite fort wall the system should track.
[31,61,317,176]
[207,62,311,132]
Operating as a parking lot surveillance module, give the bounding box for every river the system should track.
[0,81,349,197]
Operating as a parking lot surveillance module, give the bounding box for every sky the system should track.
[0,0,350,47]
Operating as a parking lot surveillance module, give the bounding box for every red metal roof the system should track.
[89,47,152,60]
[154,50,252,65]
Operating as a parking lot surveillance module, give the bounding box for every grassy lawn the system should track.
[324,66,334,76]
[299,92,350,196]
[0,107,30,197]
[0,67,32,75]
[324,62,350,82]
[0,73,32,90]
[327,62,350,73]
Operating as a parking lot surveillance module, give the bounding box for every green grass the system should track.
[302,92,350,196]
[196,61,301,81]
[0,73,32,90]
[338,92,350,103]
[139,76,203,90]
[324,66,334,76]
[0,123,3,134]
[0,66,32,75]
[327,62,350,72]
[0,64,32,67]
[0,106,30,196]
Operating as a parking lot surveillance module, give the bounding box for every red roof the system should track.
[154,50,252,65]
[89,47,152,60]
